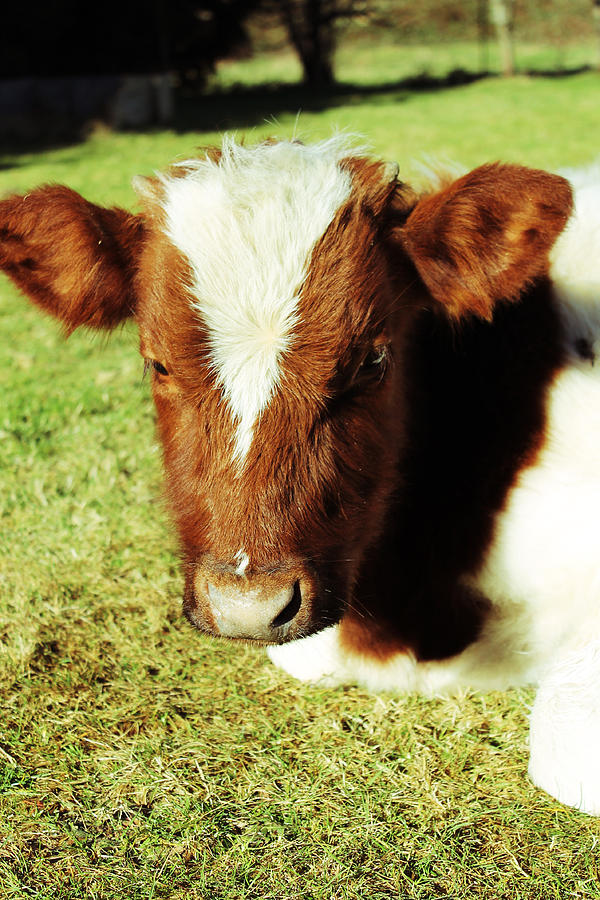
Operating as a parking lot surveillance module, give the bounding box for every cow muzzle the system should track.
[184,560,313,642]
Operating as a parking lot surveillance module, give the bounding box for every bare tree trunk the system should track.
[489,0,514,77]
[280,0,336,88]
[593,0,600,71]
[477,0,489,73]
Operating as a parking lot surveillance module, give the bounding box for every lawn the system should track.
[1,42,600,899]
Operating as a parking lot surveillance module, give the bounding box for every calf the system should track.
[2,138,599,813]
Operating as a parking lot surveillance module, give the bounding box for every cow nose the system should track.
[203,577,303,641]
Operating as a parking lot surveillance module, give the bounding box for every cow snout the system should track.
[186,563,309,642]
[208,579,301,639]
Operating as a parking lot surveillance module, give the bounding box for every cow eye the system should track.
[328,344,390,411]
[360,346,387,373]
[354,345,389,384]
[143,359,169,378]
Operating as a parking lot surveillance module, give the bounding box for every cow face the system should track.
[133,142,418,642]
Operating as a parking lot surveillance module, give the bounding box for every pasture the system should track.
[2,42,600,899]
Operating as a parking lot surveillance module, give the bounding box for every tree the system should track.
[159,0,263,88]
[275,0,366,89]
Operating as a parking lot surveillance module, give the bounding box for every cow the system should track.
[1,137,599,814]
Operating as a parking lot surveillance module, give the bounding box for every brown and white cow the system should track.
[2,138,600,813]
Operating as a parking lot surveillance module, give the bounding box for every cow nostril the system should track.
[271,580,302,628]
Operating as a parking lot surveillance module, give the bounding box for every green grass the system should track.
[214,37,599,89]
[2,40,600,899]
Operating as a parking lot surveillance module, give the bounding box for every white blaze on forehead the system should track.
[162,137,353,465]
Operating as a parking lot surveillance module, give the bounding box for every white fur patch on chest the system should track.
[162,137,353,466]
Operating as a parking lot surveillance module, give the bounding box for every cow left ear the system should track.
[0,185,145,332]
[399,163,573,320]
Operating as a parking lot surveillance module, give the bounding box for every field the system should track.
[1,40,600,899]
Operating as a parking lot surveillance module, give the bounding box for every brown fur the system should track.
[0,186,144,330]
[401,163,573,319]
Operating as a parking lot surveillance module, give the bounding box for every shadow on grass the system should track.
[0,64,594,159]
[174,68,488,135]
[172,63,596,135]
[523,64,593,78]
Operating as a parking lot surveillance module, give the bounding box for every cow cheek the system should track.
[150,392,211,551]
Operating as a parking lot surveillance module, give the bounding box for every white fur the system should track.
[529,636,600,814]
[162,137,352,466]
[552,162,600,360]
[269,165,600,814]
[268,603,539,697]
[234,549,250,577]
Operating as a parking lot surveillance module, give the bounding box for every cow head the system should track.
[0,138,572,643]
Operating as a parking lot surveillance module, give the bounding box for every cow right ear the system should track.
[0,185,145,331]
[397,163,573,320]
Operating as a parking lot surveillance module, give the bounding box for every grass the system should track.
[2,37,600,899]
[214,36,599,89]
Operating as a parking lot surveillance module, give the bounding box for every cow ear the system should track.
[399,163,573,319]
[0,185,145,331]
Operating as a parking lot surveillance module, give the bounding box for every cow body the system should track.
[1,138,599,813]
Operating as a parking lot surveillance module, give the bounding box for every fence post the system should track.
[489,0,515,76]
[594,0,600,71]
